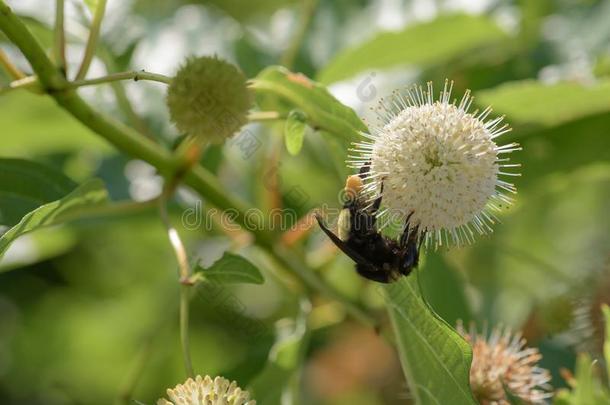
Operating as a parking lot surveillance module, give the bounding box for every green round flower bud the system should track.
[166,56,252,143]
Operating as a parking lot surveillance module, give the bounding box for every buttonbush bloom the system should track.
[350,81,520,249]
[457,323,552,404]
[157,375,255,405]
[167,56,252,143]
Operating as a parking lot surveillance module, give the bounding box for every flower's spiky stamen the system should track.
[457,322,553,404]
[350,80,520,249]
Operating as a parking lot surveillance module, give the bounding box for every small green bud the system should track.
[166,56,252,143]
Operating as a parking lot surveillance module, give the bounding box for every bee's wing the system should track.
[315,214,372,267]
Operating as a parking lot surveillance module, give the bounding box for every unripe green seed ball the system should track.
[166,56,252,143]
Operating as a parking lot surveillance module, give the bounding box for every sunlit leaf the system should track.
[0,227,77,272]
[252,66,367,142]
[476,79,610,128]
[318,14,507,84]
[0,91,111,156]
[385,273,476,405]
[476,80,610,189]
[284,110,308,156]
[0,179,108,259]
[195,252,264,284]
[0,158,77,226]
[509,111,610,190]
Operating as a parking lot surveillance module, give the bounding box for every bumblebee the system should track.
[315,167,420,283]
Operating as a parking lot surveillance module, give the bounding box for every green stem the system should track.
[248,110,284,122]
[159,198,195,377]
[0,1,376,329]
[0,75,42,95]
[0,46,25,79]
[74,0,107,80]
[158,199,190,281]
[180,284,194,377]
[54,0,66,75]
[55,90,175,170]
[280,0,319,69]
[70,70,172,88]
[98,46,156,138]
[0,2,64,90]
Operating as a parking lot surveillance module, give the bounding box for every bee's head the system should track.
[344,175,363,202]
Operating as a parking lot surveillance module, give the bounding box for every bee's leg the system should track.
[354,159,383,213]
[399,212,416,247]
[353,181,383,234]
[356,264,395,283]
[353,160,383,229]
[399,215,420,275]
[358,160,371,178]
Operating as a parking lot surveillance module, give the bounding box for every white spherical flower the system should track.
[350,81,520,249]
[157,375,255,405]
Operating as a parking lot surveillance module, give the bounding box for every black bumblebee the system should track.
[315,166,420,283]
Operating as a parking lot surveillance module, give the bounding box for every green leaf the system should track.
[0,227,77,272]
[252,66,368,142]
[573,354,601,405]
[418,253,472,326]
[0,158,77,226]
[0,179,108,259]
[521,112,610,189]
[476,79,610,128]
[284,110,308,156]
[195,252,264,284]
[553,353,610,405]
[0,91,111,156]
[385,273,476,405]
[318,14,507,84]
[475,80,610,189]
[249,300,309,403]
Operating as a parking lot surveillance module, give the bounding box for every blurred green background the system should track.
[1,0,610,404]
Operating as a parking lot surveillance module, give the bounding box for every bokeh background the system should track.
[1,0,610,404]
